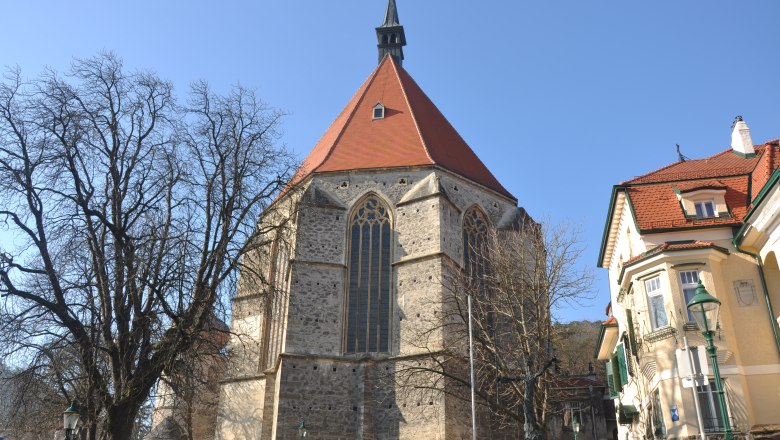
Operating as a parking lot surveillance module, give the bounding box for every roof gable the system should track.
[289,55,514,200]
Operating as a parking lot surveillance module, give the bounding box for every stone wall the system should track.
[216,166,526,438]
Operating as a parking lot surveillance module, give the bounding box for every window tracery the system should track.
[345,196,392,353]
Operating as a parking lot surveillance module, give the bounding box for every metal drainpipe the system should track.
[733,242,780,356]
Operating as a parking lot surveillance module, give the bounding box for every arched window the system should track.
[345,196,392,353]
[262,239,291,370]
[463,207,493,332]
[463,207,489,285]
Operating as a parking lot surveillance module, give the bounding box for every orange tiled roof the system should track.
[624,143,776,184]
[288,55,514,200]
[623,240,729,267]
[622,141,780,232]
[673,179,727,193]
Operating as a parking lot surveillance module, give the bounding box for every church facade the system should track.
[213,2,529,439]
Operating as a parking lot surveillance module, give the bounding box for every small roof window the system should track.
[372,103,385,120]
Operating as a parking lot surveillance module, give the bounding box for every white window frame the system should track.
[694,200,716,218]
[679,270,700,322]
[372,103,385,119]
[645,276,668,330]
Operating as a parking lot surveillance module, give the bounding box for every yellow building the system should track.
[596,118,780,439]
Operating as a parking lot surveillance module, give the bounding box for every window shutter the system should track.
[626,309,638,360]
[622,335,635,377]
[616,343,629,385]
[611,353,623,393]
[606,360,616,397]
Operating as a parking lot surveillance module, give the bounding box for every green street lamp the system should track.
[63,400,80,440]
[687,280,733,439]
[572,415,580,440]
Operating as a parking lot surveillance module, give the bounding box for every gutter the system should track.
[732,241,780,356]
[733,166,780,356]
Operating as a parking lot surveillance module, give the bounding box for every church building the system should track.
[213,1,530,439]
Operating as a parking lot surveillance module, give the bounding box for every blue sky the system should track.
[2,0,779,323]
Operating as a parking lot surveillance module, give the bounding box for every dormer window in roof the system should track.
[673,186,729,220]
[373,102,385,120]
[694,200,716,218]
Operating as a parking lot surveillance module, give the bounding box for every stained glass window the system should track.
[262,239,290,370]
[345,196,392,353]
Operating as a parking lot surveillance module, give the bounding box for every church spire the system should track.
[376,0,406,66]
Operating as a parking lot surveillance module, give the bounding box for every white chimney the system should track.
[731,116,755,156]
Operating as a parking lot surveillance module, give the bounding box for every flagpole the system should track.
[468,294,477,440]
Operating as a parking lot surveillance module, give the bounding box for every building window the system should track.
[694,200,716,218]
[463,207,489,284]
[345,196,392,353]
[645,276,668,330]
[262,239,291,370]
[697,380,730,432]
[645,389,666,439]
[563,401,582,429]
[680,270,700,322]
[372,103,385,119]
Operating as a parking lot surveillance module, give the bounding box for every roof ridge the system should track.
[313,58,388,173]
[624,148,730,184]
[390,56,434,164]
[623,145,771,185]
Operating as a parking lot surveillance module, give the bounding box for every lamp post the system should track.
[572,415,580,440]
[298,420,307,438]
[686,280,733,439]
[62,400,80,440]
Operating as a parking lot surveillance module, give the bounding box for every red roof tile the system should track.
[623,240,729,266]
[625,143,774,185]
[673,179,727,193]
[289,55,514,200]
[621,141,780,232]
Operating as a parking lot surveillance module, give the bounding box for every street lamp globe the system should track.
[63,400,80,439]
[687,280,721,332]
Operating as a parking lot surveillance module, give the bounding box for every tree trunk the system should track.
[102,403,138,440]
[524,377,543,440]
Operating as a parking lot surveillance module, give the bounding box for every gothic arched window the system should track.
[345,196,392,354]
[463,207,489,285]
[262,239,290,370]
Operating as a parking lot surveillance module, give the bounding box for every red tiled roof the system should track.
[288,55,514,200]
[624,143,774,185]
[602,316,617,326]
[623,240,729,267]
[673,179,727,193]
[621,141,780,232]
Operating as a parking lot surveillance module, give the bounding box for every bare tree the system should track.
[0,361,67,440]
[394,220,593,440]
[0,53,295,440]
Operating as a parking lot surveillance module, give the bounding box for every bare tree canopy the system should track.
[396,220,593,440]
[0,53,294,440]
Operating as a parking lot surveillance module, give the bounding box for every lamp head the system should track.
[63,400,80,430]
[686,280,721,332]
